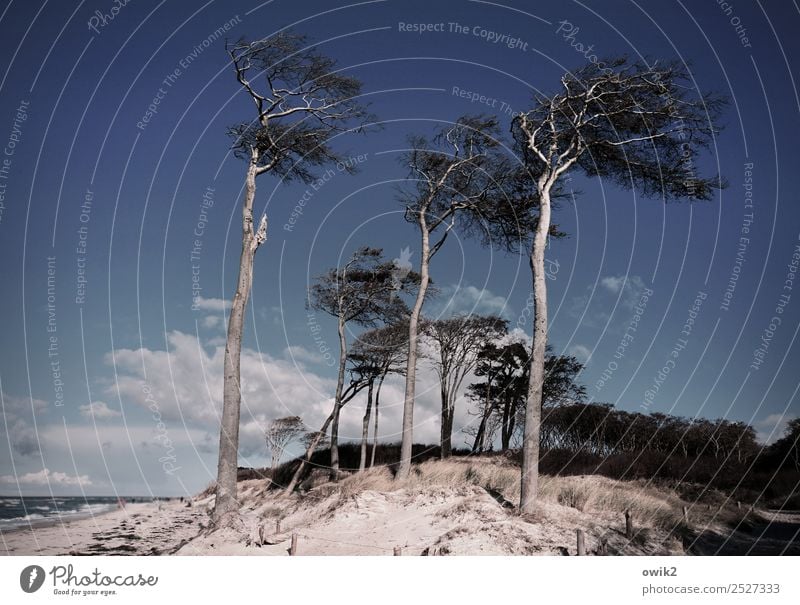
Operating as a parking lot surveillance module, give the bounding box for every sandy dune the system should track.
[3,459,797,556]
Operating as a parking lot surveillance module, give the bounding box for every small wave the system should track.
[76,503,115,515]
[0,513,45,524]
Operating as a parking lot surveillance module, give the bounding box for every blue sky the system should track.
[1,0,799,496]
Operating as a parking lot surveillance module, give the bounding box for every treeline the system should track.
[528,404,799,506]
[540,404,758,462]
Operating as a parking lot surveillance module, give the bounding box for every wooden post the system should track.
[625,509,633,539]
[290,533,298,556]
[276,519,281,534]
[393,546,402,556]
[682,506,689,524]
[576,529,585,556]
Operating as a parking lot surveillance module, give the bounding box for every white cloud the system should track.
[106,331,336,458]
[1,391,48,457]
[0,468,92,487]
[498,327,530,348]
[755,413,793,445]
[433,284,510,318]
[283,345,326,366]
[201,315,223,330]
[79,401,122,420]
[571,275,650,328]
[600,275,625,294]
[193,297,229,312]
[568,344,592,361]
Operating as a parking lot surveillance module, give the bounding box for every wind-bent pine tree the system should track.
[213,33,370,525]
[511,58,725,514]
[423,315,507,458]
[283,249,416,492]
[465,340,585,452]
[265,416,304,471]
[311,248,413,481]
[348,322,408,470]
[396,116,508,479]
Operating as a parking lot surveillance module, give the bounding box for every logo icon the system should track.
[391,246,413,294]
[20,565,45,593]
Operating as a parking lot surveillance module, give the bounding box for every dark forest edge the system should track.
[233,407,800,511]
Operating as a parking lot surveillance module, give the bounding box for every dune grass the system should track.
[299,456,747,534]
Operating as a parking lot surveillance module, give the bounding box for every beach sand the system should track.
[0,499,207,556]
[2,463,797,556]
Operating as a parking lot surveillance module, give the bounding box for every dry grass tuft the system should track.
[539,475,690,531]
[257,457,748,537]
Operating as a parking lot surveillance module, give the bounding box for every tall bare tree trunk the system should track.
[329,314,347,481]
[440,384,454,459]
[370,374,384,468]
[214,158,263,525]
[520,187,551,515]
[501,396,512,451]
[398,214,430,479]
[472,379,493,453]
[472,419,486,453]
[359,379,374,471]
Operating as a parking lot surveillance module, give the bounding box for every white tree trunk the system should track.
[370,374,384,468]
[398,214,430,479]
[329,314,347,481]
[520,187,551,515]
[359,379,374,471]
[440,384,454,459]
[213,160,261,526]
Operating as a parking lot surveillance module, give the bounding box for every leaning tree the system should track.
[511,58,725,514]
[283,349,373,494]
[287,247,415,488]
[309,248,411,481]
[396,116,513,478]
[348,321,409,470]
[213,32,371,525]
